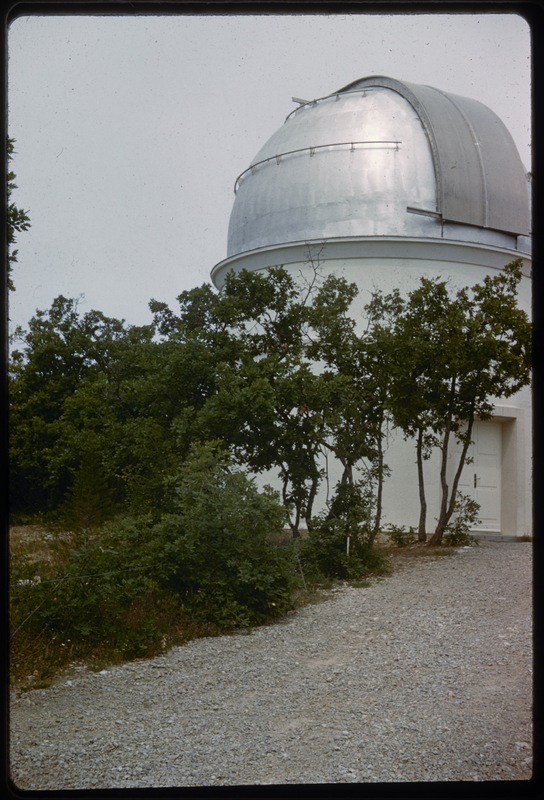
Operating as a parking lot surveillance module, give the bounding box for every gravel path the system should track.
[9,541,533,789]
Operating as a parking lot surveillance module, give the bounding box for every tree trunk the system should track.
[337,455,353,486]
[430,414,476,545]
[416,427,427,542]
[370,416,385,546]
[304,465,320,530]
[429,396,476,546]
[428,429,452,546]
[282,472,300,538]
[429,377,456,546]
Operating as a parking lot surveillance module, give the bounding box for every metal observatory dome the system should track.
[212,75,531,286]
[211,76,532,538]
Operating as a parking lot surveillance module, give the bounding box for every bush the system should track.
[10,445,298,685]
[59,448,118,532]
[326,481,374,539]
[300,482,389,582]
[11,444,297,660]
[443,494,480,547]
[387,524,417,548]
[10,514,167,654]
[148,442,296,628]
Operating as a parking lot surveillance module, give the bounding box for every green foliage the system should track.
[300,481,388,582]
[8,293,221,517]
[9,258,529,574]
[299,518,390,583]
[387,524,417,548]
[309,275,391,535]
[10,445,296,674]
[10,514,167,658]
[59,447,118,531]
[11,243,531,688]
[153,443,295,627]
[194,267,329,534]
[7,138,31,292]
[9,298,151,513]
[326,480,374,538]
[442,494,480,547]
[299,518,360,581]
[369,259,531,544]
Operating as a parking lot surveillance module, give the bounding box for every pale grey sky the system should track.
[7,11,531,332]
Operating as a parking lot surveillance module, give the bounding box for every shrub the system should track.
[10,514,165,652]
[150,442,296,628]
[387,524,417,548]
[443,493,480,547]
[300,482,389,582]
[59,448,118,532]
[326,481,374,540]
[10,444,298,687]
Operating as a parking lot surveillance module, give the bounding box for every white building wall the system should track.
[217,239,531,537]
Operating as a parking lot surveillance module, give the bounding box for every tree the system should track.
[195,267,326,536]
[373,260,531,545]
[308,275,392,543]
[428,260,531,544]
[11,252,528,548]
[367,281,451,541]
[9,296,104,512]
[200,267,396,540]
[7,138,31,292]
[9,297,156,515]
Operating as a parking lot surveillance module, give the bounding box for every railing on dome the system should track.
[284,89,374,123]
[233,140,402,194]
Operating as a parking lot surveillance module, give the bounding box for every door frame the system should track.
[448,406,524,536]
[483,405,526,537]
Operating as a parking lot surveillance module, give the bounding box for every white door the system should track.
[453,420,502,531]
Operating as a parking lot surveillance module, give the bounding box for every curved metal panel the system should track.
[445,91,530,234]
[227,88,437,256]
[339,76,530,235]
[225,75,530,263]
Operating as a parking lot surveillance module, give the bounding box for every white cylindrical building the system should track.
[212,76,532,538]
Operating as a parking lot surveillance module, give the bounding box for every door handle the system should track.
[474,473,477,488]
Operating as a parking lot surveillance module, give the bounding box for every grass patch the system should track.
[10,610,224,692]
[377,542,458,573]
